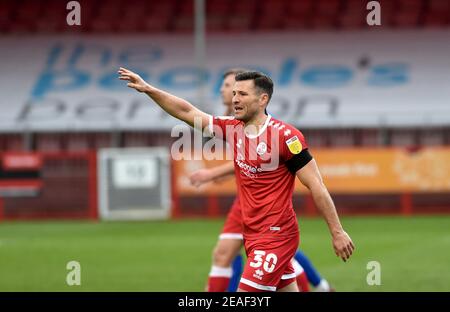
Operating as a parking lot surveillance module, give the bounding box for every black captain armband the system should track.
[286,149,313,174]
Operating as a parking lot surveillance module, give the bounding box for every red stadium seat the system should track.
[329,129,356,147]
[116,18,142,33]
[226,15,252,32]
[124,5,150,20]
[234,0,257,13]
[41,1,67,19]
[340,0,366,29]
[418,129,445,146]
[207,14,226,32]
[66,134,90,152]
[392,10,422,27]
[315,0,342,15]
[397,0,425,11]
[0,2,13,20]
[0,135,24,152]
[378,0,397,27]
[123,131,173,148]
[172,16,194,33]
[207,0,232,14]
[15,0,43,20]
[178,0,194,17]
[39,0,90,33]
[2,0,449,33]
[424,0,450,27]
[9,20,34,34]
[142,15,171,33]
[310,15,337,30]
[261,0,286,15]
[97,7,122,20]
[255,15,282,31]
[423,12,449,27]
[90,133,112,149]
[359,129,380,147]
[152,0,177,15]
[302,130,329,147]
[0,0,16,12]
[390,129,417,147]
[90,18,115,33]
[282,16,308,30]
[337,13,365,29]
[0,5,11,32]
[123,132,151,147]
[429,0,450,9]
[286,0,314,16]
[35,134,64,152]
[34,19,60,33]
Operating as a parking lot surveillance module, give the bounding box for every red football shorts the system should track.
[219,197,243,240]
[239,234,299,292]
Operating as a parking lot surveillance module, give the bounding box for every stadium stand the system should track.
[0,0,449,34]
[1,0,449,147]
[0,0,449,219]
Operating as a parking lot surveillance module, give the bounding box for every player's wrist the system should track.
[143,83,155,94]
[330,228,345,238]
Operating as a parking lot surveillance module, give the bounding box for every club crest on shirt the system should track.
[286,136,302,154]
[256,142,267,156]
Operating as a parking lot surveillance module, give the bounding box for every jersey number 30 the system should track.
[249,250,278,273]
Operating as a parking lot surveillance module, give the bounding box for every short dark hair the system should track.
[235,71,274,100]
[222,68,247,79]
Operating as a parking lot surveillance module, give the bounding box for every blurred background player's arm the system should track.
[189,162,235,187]
[118,67,211,129]
[296,159,355,262]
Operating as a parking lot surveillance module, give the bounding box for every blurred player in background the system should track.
[118,67,354,292]
[189,69,333,292]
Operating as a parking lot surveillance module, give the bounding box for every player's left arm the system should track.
[295,159,355,262]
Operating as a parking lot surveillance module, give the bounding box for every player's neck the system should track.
[224,106,233,116]
[244,113,269,137]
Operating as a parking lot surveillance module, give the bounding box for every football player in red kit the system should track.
[118,67,354,292]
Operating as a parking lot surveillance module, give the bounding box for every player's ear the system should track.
[259,93,269,106]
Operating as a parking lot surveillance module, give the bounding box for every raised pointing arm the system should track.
[118,67,211,129]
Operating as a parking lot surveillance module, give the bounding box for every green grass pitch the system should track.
[0,216,449,291]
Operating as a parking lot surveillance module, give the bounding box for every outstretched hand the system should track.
[118,67,149,92]
[332,231,355,262]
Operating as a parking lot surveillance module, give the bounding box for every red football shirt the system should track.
[210,115,309,241]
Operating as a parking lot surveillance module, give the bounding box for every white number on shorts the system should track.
[249,250,278,273]
[249,250,265,268]
[263,253,278,273]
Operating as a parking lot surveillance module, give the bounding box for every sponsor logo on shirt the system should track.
[236,153,263,178]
